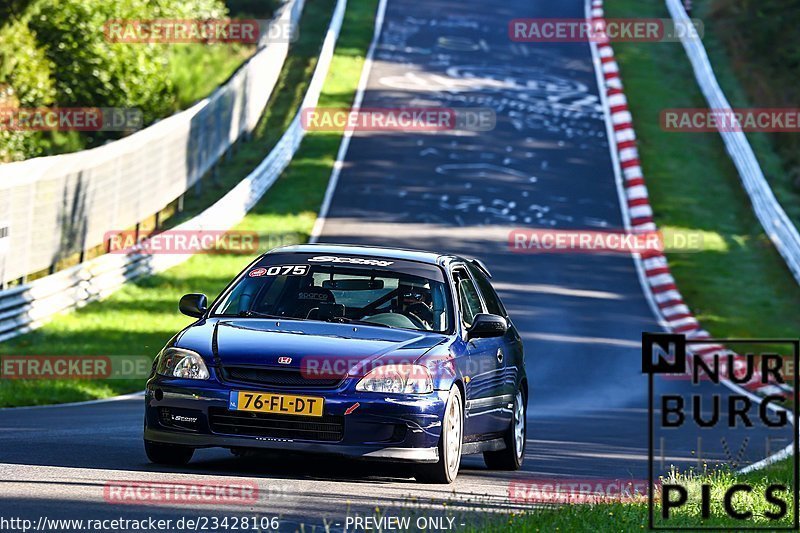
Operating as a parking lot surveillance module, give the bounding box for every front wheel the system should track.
[415,385,463,484]
[483,388,526,470]
[144,440,194,465]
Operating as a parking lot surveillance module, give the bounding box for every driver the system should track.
[397,283,434,328]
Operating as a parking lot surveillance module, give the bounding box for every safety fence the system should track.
[0,0,304,286]
[665,0,800,285]
[0,0,348,342]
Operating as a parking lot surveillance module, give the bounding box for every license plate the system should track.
[228,391,324,417]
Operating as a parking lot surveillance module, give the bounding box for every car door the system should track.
[467,262,522,414]
[452,265,509,437]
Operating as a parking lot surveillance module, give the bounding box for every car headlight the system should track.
[156,347,209,380]
[355,364,433,394]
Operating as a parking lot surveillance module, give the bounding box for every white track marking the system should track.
[309,0,389,243]
[585,0,794,473]
[0,391,144,411]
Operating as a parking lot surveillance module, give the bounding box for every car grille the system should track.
[220,366,343,388]
[208,408,344,442]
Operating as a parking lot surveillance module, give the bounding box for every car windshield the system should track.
[212,254,452,333]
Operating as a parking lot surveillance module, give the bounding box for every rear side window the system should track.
[467,263,506,317]
[453,268,483,327]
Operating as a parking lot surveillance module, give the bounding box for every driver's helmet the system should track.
[397,280,432,312]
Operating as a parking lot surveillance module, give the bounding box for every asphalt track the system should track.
[0,0,793,531]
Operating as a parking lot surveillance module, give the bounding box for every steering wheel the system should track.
[404,311,429,330]
[406,303,433,329]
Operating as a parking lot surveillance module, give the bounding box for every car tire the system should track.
[144,440,194,465]
[415,384,463,484]
[483,387,526,470]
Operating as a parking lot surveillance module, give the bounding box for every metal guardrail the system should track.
[0,0,348,342]
[666,0,800,285]
[0,0,305,286]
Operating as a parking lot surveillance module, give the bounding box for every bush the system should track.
[0,18,56,162]
[0,19,55,107]
[0,0,232,161]
[27,0,222,121]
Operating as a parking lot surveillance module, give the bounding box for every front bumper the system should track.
[144,377,447,463]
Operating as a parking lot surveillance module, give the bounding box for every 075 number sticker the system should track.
[249,265,309,278]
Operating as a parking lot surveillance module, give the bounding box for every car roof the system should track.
[268,243,493,277]
[268,243,449,264]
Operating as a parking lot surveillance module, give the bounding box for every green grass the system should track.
[169,0,282,109]
[703,0,800,216]
[694,1,800,228]
[0,0,378,407]
[168,43,257,109]
[166,0,341,227]
[604,0,800,339]
[465,458,795,531]
[481,8,799,530]
[0,0,277,160]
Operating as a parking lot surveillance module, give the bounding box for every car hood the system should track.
[175,318,448,373]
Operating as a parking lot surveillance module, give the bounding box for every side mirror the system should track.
[466,313,507,340]
[179,293,208,318]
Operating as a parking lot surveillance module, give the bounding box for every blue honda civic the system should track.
[144,244,527,483]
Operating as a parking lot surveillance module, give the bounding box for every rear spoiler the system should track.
[468,258,492,278]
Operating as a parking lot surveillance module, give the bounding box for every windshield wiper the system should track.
[324,316,399,329]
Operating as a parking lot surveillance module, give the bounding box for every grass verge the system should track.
[677,0,800,226]
[466,458,794,531]
[169,43,257,110]
[0,0,379,407]
[0,0,276,161]
[465,5,799,529]
[603,0,800,339]
[704,0,800,217]
[170,0,284,110]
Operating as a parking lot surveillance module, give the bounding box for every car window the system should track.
[312,272,398,308]
[453,268,483,327]
[467,263,506,317]
[213,258,453,333]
